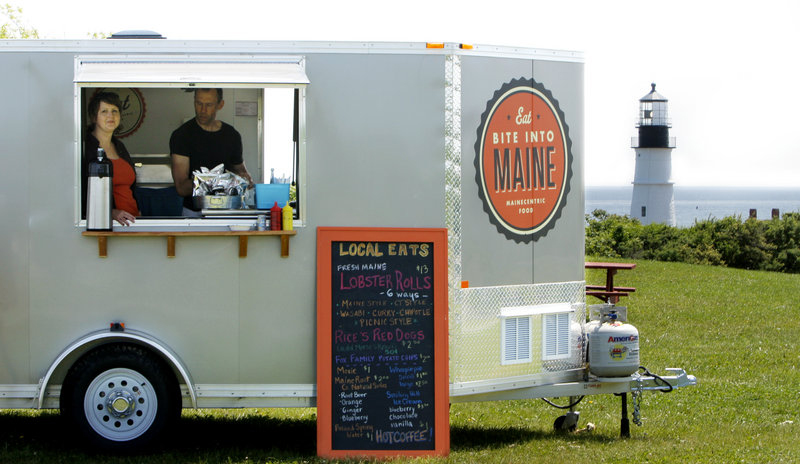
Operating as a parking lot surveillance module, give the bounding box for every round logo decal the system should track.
[475,78,572,242]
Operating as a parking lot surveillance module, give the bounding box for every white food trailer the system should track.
[0,36,695,451]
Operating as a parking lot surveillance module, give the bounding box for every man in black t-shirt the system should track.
[170,88,253,213]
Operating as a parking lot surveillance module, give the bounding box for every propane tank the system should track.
[588,311,639,377]
[86,147,113,231]
[269,201,282,230]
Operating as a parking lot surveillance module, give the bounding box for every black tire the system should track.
[553,414,578,432]
[553,414,566,431]
[60,344,180,451]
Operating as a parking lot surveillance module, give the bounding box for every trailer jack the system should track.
[615,392,631,438]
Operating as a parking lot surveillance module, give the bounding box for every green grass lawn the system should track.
[2,259,799,463]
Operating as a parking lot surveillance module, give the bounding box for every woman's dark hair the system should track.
[87,91,123,127]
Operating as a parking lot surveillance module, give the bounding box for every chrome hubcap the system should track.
[108,391,135,417]
[83,368,158,442]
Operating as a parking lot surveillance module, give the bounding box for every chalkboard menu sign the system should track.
[316,227,449,459]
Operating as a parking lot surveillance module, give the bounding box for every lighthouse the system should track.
[630,83,676,226]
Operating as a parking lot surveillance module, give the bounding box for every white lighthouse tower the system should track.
[630,83,676,226]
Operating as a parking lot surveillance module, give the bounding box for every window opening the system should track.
[75,55,307,225]
[262,87,299,216]
[78,86,302,221]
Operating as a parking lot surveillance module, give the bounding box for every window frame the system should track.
[73,55,307,229]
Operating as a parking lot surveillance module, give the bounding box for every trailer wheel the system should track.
[553,411,580,432]
[60,344,179,451]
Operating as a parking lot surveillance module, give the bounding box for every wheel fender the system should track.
[38,328,196,409]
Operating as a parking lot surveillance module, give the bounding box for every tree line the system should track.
[1,4,38,39]
[585,209,800,273]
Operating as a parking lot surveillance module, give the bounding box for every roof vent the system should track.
[109,30,166,39]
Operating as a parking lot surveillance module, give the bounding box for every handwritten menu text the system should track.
[330,241,435,450]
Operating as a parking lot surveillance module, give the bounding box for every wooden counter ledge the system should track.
[82,230,297,258]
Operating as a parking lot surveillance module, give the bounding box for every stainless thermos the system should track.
[86,147,113,231]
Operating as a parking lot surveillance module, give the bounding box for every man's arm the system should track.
[230,162,254,186]
[171,154,193,197]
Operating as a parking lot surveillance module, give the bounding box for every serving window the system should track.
[74,55,307,227]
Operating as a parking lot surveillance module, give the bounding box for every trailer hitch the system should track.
[630,367,697,392]
[616,368,697,437]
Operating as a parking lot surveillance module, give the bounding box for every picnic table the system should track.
[585,262,636,304]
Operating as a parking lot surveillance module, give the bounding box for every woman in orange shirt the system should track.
[84,92,139,226]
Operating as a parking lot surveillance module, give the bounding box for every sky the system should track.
[7,0,800,187]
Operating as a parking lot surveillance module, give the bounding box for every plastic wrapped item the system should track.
[243,187,256,208]
[192,164,248,198]
[191,164,249,209]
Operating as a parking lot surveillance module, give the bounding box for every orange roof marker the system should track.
[426,43,445,49]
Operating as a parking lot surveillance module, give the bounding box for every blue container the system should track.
[255,183,290,209]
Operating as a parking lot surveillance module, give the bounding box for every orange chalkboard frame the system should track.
[316,227,450,459]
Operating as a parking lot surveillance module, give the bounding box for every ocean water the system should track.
[586,186,800,228]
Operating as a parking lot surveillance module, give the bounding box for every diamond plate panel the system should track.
[449,282,585,383]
